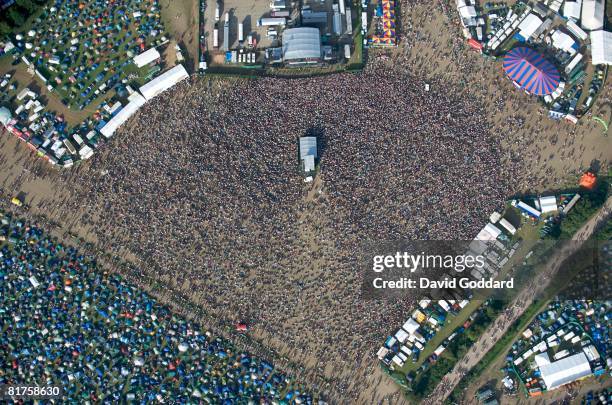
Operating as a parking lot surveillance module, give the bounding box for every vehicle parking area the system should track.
[205,0,283,64]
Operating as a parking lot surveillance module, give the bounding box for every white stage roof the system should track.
[539,196,558,213]
[299,137,318,159]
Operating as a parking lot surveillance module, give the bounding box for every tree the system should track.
[15,0,36,13]
[0,21,11,37]
[7,7,26,26]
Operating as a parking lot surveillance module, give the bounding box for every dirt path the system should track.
[425,196,612,404]
[159,0,199,72]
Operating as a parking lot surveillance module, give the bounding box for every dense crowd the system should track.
[0,212,313,403]
[50,62,516,400]
[1,0,608,401]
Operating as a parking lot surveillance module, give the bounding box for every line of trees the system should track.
[0,0,47,37]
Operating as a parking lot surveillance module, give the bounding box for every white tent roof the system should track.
[539,196,558,213]
[458,5,477,19]
[484,223,502,239]
[299,137,318,159]
[394,328,409,343]
[133,47,161,68]
[590,30,612,65]
[540,352,592,390]
[402,318,420,334]
[139,64,189,101]
[517,13,543,40]
[581,0,604,31]
[551,30,576,53]
[282,27,321,61]
[0,107,12,126]
[100,92,146,138]
[563,1,582,20]
[566,20,588,40]
[303,155,315,172]
[534,352,550,367]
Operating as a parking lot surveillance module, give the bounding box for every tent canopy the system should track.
[503,47,560,95]
[282,27,322,61]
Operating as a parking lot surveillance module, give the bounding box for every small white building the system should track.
[402,318,420,334]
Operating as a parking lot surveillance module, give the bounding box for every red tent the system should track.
[235,323,248,332]
[579,172,597,190]
[467,38,483,51]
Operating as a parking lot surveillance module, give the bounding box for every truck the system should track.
[238,23,244,43]
[215,2,220,21]
[257,17,286,27]
[213,28,219,48]
[271,10,290,17]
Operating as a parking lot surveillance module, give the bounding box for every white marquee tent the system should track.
[590,30,612,65]
[100,92,146,138]
[539,352,592,390]
[139,64,189,101]
[133,47,161,68]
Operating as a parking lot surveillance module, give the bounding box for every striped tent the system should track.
[503,47,560,96]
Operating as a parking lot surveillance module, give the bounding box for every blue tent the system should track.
[503,47,560,96]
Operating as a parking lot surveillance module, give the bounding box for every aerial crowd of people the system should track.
[48,61,516,400]
[2,0,608,401]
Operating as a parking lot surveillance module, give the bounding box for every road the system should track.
[425,195,612,404]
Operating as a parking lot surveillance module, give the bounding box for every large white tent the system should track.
[133,47,161,68]
[139,64,189,101]
[581,0,604,31]
[590,30,612,65]
[539,352,592,390]
[100,92,146,138]
[282,27,322,64]
[563,0,582,20]
[516,13,544,41]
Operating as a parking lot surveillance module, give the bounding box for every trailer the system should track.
[498,218,516,235]
[516,201,541,219]
[223,14,230,51]
[561,194,581,214]
[271,10,290,17]
[257,17,287,27]
[213,28,219,48]
[238,23,244,43]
